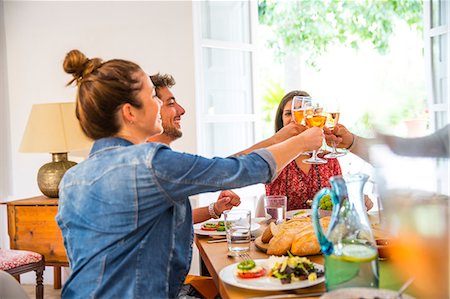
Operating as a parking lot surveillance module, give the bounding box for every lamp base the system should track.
[37,153,77,198]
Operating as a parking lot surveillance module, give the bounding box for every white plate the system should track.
[253,215,272,224]
[320,287,415,299]
[219,259,324,291]
[193,220,261,236]
[286,209,311,219]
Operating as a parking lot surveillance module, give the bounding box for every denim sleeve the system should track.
[149,148,276,202]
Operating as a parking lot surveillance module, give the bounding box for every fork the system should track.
[238,252,252,261]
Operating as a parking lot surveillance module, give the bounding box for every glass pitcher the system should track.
[311,173,379,291]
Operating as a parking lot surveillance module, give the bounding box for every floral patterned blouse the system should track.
[265,157,342,211]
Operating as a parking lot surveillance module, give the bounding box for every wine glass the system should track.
[303,99,328,164]
[324,100,345,159]
[292,96,312,156]
[291,96,311,125]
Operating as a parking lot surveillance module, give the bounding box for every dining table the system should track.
[194,220,409,299]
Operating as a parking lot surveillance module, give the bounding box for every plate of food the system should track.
[219,255,324,291]
[193,220,260,236]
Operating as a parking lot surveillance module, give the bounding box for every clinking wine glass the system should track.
[291,95,311,125]
[303,99,327,164]
[324,101,345,159]
[292,96,312,156]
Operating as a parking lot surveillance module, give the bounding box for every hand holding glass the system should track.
[303,100,328,164]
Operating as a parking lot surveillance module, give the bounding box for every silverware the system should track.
[207,238,227,243]
[247,292,325,299]
[238,252,252,261]
[207,237,255,243]
[396,277,415,298]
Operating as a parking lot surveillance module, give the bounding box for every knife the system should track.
[207,237,256,243]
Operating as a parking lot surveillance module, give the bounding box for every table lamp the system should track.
[19,102,92,198]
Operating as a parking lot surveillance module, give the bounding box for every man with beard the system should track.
[148,73,241,223]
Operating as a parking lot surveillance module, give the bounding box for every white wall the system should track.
[4,1,197,200]
[1,0,197,283]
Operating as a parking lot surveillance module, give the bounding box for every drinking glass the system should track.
[303,99,328,164]
[291,96,311,125]
[264,195,287,224]
[292,96,312,156]
[324,100,345,159]
[223,209,251,256]
[370,145,449,298]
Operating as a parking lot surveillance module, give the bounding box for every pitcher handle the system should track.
[312,188,337,256]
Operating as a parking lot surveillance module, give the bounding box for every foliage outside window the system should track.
[258,0,425,137]
[258,0,423,67]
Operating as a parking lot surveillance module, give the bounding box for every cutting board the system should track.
[254,236,269,253]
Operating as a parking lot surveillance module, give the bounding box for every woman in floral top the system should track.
[265,90,343,211]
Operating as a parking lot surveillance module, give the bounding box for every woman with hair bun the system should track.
[56,49,324,298]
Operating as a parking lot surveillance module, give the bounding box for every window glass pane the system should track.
[204,122,254,157]
[434,111,448,129]
[203,48,253,114]
[201,0,251,43]
[432,0,448,27]
[432,34,448,104]
[436,159,449,195]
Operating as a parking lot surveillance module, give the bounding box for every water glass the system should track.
[223,209,251,255]
[264,195,287,224]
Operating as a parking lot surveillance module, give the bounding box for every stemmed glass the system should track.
[324,100,345,159]
[303,99,328,164]
[291,96,311,125]
[292,96,311,156]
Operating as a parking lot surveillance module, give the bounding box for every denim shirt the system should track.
[57,137,276,299]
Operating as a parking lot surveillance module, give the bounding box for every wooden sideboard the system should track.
[3,195,69,289]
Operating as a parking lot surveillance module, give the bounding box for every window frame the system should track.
[192,0,259,157]
[423,0,450,195]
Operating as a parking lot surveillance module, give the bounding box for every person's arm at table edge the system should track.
[233,122,306,156]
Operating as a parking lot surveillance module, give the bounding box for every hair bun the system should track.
[63,49,102,85]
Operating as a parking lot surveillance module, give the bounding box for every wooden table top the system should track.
[194,234,326,299]
[1,195,58,206]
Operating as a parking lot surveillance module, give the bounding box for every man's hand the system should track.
[214,190,241,215]
[364,195,374,211]
[324,124,353,149]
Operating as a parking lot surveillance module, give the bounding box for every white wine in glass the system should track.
[303,100,327,165]
[324,102,345,158]
[291,96,311,125]
[327,112,340,128]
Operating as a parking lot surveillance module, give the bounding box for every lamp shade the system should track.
[20,102,92,153]
[20,102,92,198]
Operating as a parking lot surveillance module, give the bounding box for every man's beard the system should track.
[163,126,182,140]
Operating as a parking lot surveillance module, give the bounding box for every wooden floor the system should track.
[22,284,61,299]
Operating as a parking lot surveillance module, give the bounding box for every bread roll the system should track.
[290,217,330,256]
[266,231,295,255]
[266,216,331,256]
[261,225,273,243]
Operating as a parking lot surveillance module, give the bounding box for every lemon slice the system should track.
[340,244,377,263]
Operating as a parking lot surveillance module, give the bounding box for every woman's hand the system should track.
[298,127,324,152]
[214,190,241,215]
[273,122,307,143]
